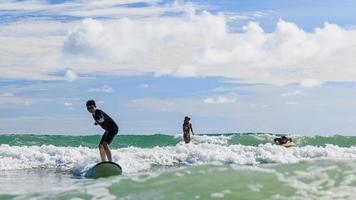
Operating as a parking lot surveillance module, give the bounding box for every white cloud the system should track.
[225,11,271,22]
[61,15,356,85]
[0,34,63,80]
[203,96,237,104]
[64,102,73,107]
[176,65,199,77]
[0,93,14,97]
[0,0,168,18]
[0,93,36,107]
[212,87,235,93]
[281,90,303,97]
[88,85,113,93]
[0,0,195,80]
[63,101,74,110]
[285,101,299,105]
[65,70,78,81]
[300,79,322,89]
[1,1,356,85]
[140,84,149,88]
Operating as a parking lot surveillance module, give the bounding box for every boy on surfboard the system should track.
[183,116,194,144]
[86,100,119,162]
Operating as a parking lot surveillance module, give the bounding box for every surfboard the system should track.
[282,142,296,148]
[85,161,122,178]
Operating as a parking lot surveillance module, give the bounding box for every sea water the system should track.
[1,134,356,200]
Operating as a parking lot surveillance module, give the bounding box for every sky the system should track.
[1,0,356,135]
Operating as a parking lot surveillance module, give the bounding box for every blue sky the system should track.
[191,0,356,31]
[1,0,356,135]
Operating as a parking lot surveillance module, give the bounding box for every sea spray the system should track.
[1,133,356,199]
[2,142,356,173]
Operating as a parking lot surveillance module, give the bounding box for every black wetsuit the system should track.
[274,137,292,145]
[92,109,118,145]
[182,122,192,143]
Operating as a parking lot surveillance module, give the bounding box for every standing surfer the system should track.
[86,100,119,161]
[183,116,194,144]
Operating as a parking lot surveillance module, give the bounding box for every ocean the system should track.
[1,133,356,200]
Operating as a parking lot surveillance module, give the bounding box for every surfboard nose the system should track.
[85,161,122,178]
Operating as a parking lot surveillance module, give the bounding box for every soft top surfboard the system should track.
[281,142,296,148]
[85,161,122,178]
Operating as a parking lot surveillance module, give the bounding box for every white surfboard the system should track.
[85,161,122,178]
[281,142,296,148]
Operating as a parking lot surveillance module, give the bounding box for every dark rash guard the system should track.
[183,122,191,132]
[92,109,118,131]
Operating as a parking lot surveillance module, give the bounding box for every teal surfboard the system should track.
[85,161,122,178]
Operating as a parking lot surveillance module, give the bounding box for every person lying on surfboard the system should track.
[183,116,194,144]
[274,136,292,145]
[86,100,119,162]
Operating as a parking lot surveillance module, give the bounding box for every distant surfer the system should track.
[86,100,118,162]
[274,136,292,145]
[183,116,194,144]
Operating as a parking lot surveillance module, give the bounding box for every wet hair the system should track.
[86,100,96,108]
[184,116,191,121]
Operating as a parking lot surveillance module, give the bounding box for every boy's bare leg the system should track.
[99,144,106,161]
[103,142,112,161]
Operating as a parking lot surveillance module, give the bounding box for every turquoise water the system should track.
[1,133,356,147]
[1,133,356,199]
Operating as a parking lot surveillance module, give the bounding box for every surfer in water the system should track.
[183,116,194,144]
[86,100,118,162]
[274,136,292,145]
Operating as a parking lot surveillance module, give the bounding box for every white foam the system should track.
[2,143,356,175]
[191,135,231,145]
[274,161,356,199]
[210,190,231,198]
